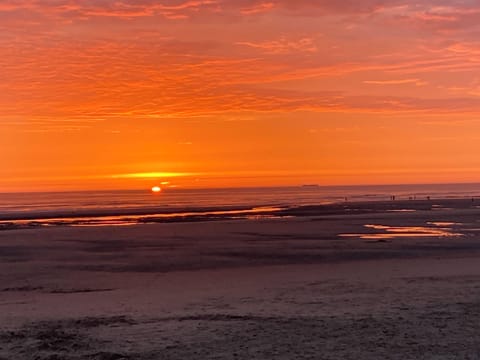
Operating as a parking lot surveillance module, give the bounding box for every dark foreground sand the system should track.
[1,199,480,359]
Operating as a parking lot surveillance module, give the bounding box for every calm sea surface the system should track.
[2,183,480,217]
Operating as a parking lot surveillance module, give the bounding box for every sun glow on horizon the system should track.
[112,172,197,179]
[151,186,162,193]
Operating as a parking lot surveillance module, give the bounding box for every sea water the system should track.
[2,183,480,219]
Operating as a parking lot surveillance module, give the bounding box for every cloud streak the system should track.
[363,79,427,86]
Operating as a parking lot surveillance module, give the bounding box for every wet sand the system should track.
[1,199,480,359]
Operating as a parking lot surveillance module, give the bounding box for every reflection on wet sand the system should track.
[340,223,463,240]
[427,222,462,227]
[431,204,454,211]
[0,206,283,229]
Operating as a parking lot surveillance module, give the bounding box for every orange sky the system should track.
[2,0,480,191]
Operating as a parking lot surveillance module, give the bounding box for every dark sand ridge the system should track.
[1,198,480,359]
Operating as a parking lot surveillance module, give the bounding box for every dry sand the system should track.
[1,199,480,359]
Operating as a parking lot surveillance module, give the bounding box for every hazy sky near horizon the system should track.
[3,0,480,190]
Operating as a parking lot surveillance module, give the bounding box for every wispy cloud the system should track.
[0,0,221,20]
[237,37,317,54]
[240,2,275,14]
[364,78,427,86]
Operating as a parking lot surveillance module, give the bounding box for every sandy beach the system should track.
[1,199,480,359]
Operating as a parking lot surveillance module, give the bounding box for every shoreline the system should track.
[1,197,480,230]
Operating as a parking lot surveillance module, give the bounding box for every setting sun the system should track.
[151,186,162,193]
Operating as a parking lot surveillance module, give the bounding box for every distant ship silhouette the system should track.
[301,184,320,188]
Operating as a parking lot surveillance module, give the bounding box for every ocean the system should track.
[1,183,480,227]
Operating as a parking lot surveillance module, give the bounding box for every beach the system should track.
[1,199,480,359]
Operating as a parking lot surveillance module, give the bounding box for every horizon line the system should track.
[2,181,480,194]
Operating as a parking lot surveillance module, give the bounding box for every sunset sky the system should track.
[3,0,480,191]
